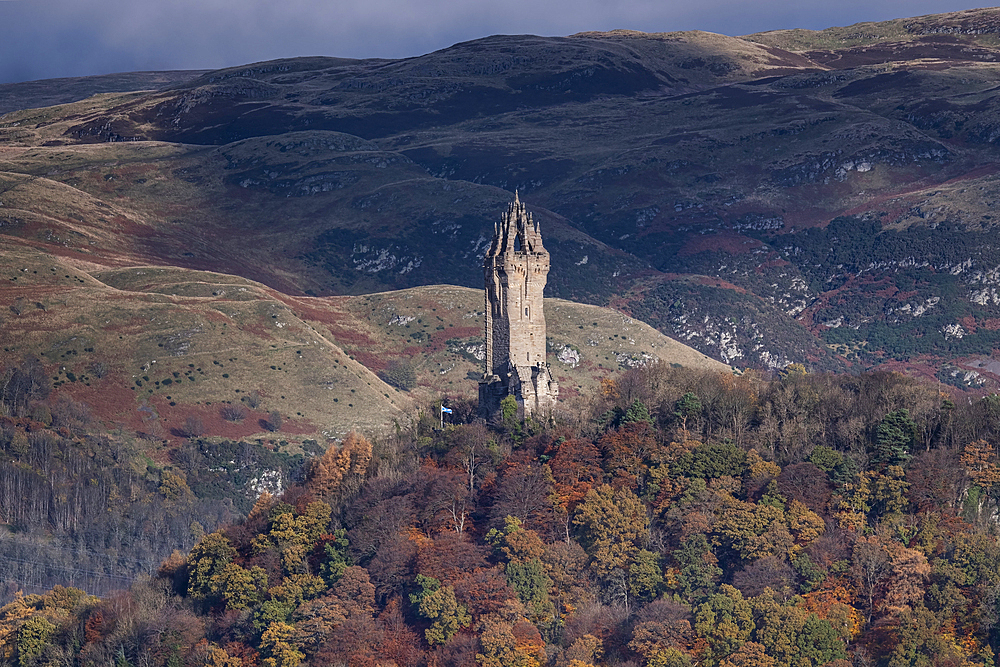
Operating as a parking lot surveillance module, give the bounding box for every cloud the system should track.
[0,0,996,84]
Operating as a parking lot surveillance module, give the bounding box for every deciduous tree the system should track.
[187,532,236,601]
[260,622,304,667]
[409,575,471,645]
[694,584,755,665]
[573,484,649,579]
[307,432,372,502]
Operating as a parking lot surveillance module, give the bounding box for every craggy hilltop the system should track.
[8,8,1000,382]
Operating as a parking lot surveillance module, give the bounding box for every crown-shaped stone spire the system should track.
[488,191,544,257]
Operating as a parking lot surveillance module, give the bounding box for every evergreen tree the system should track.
[873,409,917,467]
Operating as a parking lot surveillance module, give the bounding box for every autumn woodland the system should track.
[2,361,1000,667]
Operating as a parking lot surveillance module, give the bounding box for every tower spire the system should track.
[479,195,558,419]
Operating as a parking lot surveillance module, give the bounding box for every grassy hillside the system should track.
[0,241,726,441]
[9,8,1000,378]
[284,284,728,412]
[0,243,415,441]
[0,70,208,115]
[746,7,1000,51]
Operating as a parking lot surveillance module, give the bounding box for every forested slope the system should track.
[0,356,310,600]
[3,364,1000,667]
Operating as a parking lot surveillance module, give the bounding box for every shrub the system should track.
[264,411,282,432]
[220,404,248,423]
[9,297,28,316]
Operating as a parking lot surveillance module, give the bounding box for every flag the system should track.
[441,406,453,414]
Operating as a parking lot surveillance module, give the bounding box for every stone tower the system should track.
[479,194,558,418]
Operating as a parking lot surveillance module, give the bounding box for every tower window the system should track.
[525,307,529,317]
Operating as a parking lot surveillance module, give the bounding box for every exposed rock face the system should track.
[479,194,558,418]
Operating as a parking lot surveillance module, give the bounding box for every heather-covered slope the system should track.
[9,9,1000,375]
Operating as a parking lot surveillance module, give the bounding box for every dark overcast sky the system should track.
[0,0,996,84]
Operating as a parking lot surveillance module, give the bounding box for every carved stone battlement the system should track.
[479,194,558,418]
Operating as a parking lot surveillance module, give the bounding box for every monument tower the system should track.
[479,194,558,418]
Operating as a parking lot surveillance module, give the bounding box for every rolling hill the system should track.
[0,242,726,442]
[6,8,1000,388]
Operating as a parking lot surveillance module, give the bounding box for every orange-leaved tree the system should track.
[307,432,372,502]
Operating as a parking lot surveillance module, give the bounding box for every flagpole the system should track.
[440,402,453,428]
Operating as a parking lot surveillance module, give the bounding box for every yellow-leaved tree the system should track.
[260,621,304,667]
[961,440,1000,490]
[573,484,649,579]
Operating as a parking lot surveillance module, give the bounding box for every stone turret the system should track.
[479,194,558,418]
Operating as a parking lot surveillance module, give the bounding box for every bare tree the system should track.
[1,356,51,417]
[244,390,262,409]
[219,404,248,422]
[852,535,890,626]
[180,416,205,439]
[264,411,282,432]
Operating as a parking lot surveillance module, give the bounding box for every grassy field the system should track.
[1,241,727,444]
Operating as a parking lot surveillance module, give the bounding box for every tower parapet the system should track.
[479,194,558,418]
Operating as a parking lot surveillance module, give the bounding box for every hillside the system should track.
[0,70,208,115]
[0,243,414,441]
[0,241,725,442]
[7,11,1000,378]
[746,7,1000,52]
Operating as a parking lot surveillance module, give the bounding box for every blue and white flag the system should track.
[441,406,453,414]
